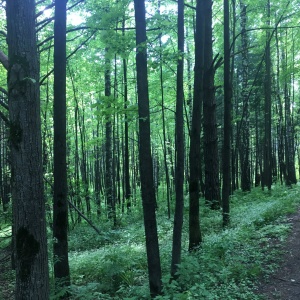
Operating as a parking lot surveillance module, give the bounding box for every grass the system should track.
[1,184,300,299]
[63,184,300,299]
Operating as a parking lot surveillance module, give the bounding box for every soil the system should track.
[257,209,300,299]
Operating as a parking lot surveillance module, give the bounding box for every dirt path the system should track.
[257,209,300,299]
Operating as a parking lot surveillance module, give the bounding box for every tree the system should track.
[53,0,70,294]
[189,0,204,250]
[133,0,162,296]
[222,0,232,227]
[171,0,185,278]
[104,51,116,223]
[123,54,131,211]
[203,0,221,209]
[6,0,49,297]
[262,0,272,190]
[239,0,251,192]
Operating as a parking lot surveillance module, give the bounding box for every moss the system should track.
[16,227,40,282]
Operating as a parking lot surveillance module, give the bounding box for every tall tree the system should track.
[239,0,251,191]
[222,0,232,227]
[6,0,49,297]
[133,0,162,296]
[282,33,297,185]
[189,0,204,250]
[263,0,272,190]
[122,52,131,210]
[53,0,70,294]
[171,0,184,278]
[203,0,221,209]
[104,51,116,223]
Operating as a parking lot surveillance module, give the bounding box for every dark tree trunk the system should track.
[203,0,221,209]
[222,0,232,227]
[282,38,297,185]
[134,0,162,296]
[239,0,251,191]
[6,0,50,297]
[255,104,262,187]
[188,0,204,251]
[53,0,70,294]
[104,52,116,224]
[171,0,185,279]
[262,0,272,190]
[123,56,131,211]
[94,120,101,216]
[284,82,296,185]
[275,29,285,185]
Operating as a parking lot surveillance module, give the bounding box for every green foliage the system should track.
[70,244,147,295]
[65,185,300,299]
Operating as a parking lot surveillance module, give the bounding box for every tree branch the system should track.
[68,200,101,235]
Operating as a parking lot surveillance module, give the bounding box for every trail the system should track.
[257,209,300,299]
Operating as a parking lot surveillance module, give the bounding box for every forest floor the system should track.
[1,209,300,299]
[257,208,300,299]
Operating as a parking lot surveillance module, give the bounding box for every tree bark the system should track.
[203,0,221,209]
[222,0,232,227]
[262,0,272,190]
[239,0,251,192]
[104,51,116,224]
[53,0,70,294]
[133,0,162,296]
[189,0,204,251]
[6,0,50,298]
[171,0,184,279]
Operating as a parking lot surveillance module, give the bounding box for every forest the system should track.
[0,0,300,299]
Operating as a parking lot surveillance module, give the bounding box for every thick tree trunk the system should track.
[134,0,162,296]
[6,0,50,298]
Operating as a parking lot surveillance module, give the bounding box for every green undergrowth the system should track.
[63,184,300,300]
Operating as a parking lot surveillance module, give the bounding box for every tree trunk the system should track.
[104,52,116,224]
[275,29,285,185]
[171,0,185,279]
[239,0,251,191]
[262,0,272,190]
[203,0,221,209]
[222,0,232,227]
[134,0,162,296]
[6,0,50,297]
[189,0,204,251]
[123,56,131,211]
[53,0,70,294]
